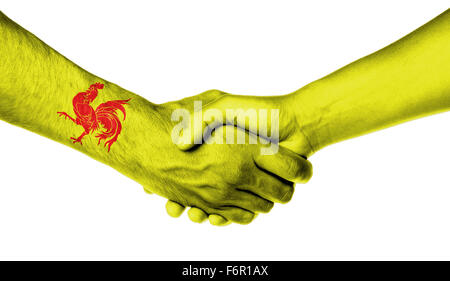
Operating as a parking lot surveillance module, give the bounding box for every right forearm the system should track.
[293,9,450,153]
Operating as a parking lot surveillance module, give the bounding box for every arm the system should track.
[0,12,312,225]
[183,9,450,157]
[0,12,153,173]
[295,8,450,153]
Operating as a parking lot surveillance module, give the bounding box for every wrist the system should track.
[286,81,333,155]
[78,84,162,178]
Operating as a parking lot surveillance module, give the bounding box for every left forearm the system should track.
[0,11,157,179]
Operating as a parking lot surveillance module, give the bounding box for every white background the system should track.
[0,1,449,260]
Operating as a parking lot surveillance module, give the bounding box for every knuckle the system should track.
[207,188,232,205]
[286,157,302,178]
[260,200,274,213]
[218,189,231,201]
[207,89,223,95]
[227,166,249,186]
[205,89,226,100]
[226,174,241,186]
[200,190,219,205]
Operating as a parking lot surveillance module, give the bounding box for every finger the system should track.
[243,168,295,203]
[177,94,279,150]
[187,207,208,223]
[216,207,256,225]
[165,200,186,218]
[226,190,274,213]
[209,214,231,226]
[254,145,313,183]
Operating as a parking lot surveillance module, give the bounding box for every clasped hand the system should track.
[138,90,312,226]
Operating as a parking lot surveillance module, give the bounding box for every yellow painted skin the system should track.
[0,12,313,226]
[177,10,450,220]
[1,9,449,225]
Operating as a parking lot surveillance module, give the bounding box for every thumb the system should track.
[176,94,280,150]
[254,145,313,184]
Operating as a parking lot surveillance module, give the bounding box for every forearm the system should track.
[0,11,157,181]
[293,9,450,152]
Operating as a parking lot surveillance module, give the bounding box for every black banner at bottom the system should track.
[0,261,448,280]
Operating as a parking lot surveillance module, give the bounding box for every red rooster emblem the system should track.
[57,83,130,152]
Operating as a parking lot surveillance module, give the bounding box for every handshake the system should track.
[1,9,448,227]
[119,10,450,226]
[134,89,316,226]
